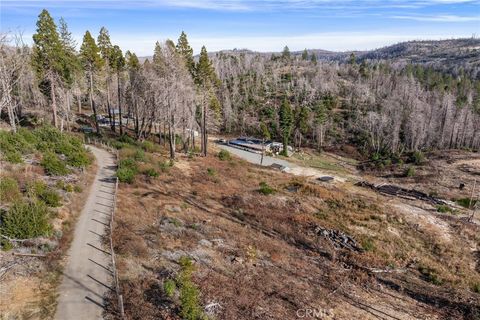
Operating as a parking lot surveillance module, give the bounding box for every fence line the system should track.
[86,136,125,318]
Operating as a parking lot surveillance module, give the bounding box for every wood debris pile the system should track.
[355,181,446,205]
[311,225,363,252]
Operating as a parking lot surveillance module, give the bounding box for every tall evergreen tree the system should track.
[279,97,293,156]
[196,46,217,87]
[176,31,195,77]
[153,41,166,75]
[125,50,141,135]
[349,52,356,65]
[58,17,79,87]
[195,46,219,156]
[97,27,115,130]
[80,30,103,133]
[32,9,65,127]
[110,45,125,134]
[302,49,309,60]
[282,45,291,60]
[310,53,317,65]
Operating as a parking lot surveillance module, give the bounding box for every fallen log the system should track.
[12,252,47,258]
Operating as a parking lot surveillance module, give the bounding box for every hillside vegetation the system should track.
[105,137,480,320]
[0,126,93,318]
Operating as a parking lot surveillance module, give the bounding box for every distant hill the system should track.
[139,38,480,78]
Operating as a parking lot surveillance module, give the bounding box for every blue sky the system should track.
[1,0,479,55]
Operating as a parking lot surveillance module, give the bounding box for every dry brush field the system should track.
[108,143,480,320]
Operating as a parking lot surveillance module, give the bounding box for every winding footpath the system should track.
[55,146,117,320]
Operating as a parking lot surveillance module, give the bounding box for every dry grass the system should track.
[109,144,480,320]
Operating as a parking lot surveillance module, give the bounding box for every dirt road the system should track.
[55,146,117,320]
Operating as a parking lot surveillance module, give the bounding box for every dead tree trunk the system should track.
[50,75,58,128]
[117,71,123,135]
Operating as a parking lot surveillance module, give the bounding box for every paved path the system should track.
[217,143,294,168]
[55,146,117,320]
[217,143,346,182]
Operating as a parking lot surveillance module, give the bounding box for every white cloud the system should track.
[392,14,480,22]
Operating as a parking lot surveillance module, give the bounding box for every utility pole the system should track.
[260,138,265,165]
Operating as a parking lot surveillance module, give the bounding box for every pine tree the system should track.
[97,27,115,130]
[110,45,125,134]
[196,46,218,87]
[195,46,219,156]
[279,97,293,156]
[153,41,166,75]
[176,31,195,77]
[58,17,79,87]
[282,45,291,60]
[97,27,113,62]
[32,9,65,127]
[359,60,368,78]
[302,49,308,60]
[349,52,356,65]
[125,51,140,71]
[310,53,317,65]
[125,50,141,135]
[80,30,103,133]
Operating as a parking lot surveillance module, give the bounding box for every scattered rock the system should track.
[199,239,213,247]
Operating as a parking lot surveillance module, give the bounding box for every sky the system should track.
[1,0,479,56]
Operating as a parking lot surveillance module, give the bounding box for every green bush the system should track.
[38,188,61,207]
[258,181,275,195]
[159,160,173,172]
[436,205,452,213]
[472,283,480,294]
[143,167,159,178]
[410,151,425,165]
[73,185,82,193]
[119,158,138,171]
[27,180,61,207]
[0,238,13,251]
[405,166,415,177]
[0,200,52,239]
[207,168,216,176]
[218,149,231,161]
[0,126,90,167]
[41,151,70,176]
[177,257,206,320]
[118,134,135,145]
[141,141,158,153]
[0,177,21,202]
[418,266,443,285]
[456,198,478,208]
[0,130,33,163]
[361,238,375,251]
[164,279,176,298]
[134,149,146,161]
[117,167,136,184]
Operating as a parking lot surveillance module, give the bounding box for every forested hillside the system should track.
[1,11,479,163]
[211,46,480,156]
